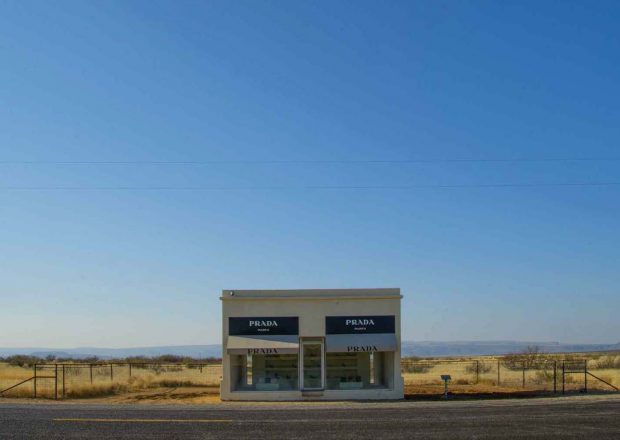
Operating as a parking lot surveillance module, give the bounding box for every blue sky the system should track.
[1,0,619,347]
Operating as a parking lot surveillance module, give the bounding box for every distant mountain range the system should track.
[400,341,620,357]
[0,345,221,359]
[1,341,619,359]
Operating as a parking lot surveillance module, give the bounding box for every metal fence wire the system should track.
[1,357,619,399]
[400,358,619,394]
[26,363,222,399]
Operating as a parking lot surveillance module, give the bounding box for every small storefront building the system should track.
[220,288,404,400]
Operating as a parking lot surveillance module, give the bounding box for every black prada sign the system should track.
[246,348,281,354]
[346,345,378,352]
[229,317,298,336]
[326,315,395,334]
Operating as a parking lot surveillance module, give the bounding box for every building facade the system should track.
[220,288,404,400]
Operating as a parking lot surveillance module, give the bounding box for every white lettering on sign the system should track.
[345,319,375,326]
[347,346,378,352]
[249,320,279,327]
[247,348,279,354]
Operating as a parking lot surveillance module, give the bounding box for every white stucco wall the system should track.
[220,288,404,401]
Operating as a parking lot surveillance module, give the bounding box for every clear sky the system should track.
[1,0,619,347]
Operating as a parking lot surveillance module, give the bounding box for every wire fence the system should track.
[2,356,619,399]
[400,358,620,394]
[0,363,222,399]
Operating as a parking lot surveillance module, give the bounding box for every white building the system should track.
[220,288,404,400]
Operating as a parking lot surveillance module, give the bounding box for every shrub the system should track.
[465,362,493,374]
[502,346,550,370]
[534,369,554,384]
[403,363,432,373]
[593,356,620,370]
[66,383,129,398]
[3,355,43,368]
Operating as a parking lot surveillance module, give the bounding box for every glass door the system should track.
[301,340,324,390]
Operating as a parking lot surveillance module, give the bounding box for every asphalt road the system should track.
[2,395,620,439]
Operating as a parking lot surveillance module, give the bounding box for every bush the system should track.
[402,362,432,373]
[465,362,493,374]
[502,346,552,370]
[66,383,130,398]
[2,355,43,368]
[534,369,554,384]
[593,356,620,370]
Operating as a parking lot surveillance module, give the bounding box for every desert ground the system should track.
[1,352,619,400]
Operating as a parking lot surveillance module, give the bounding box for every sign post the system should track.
[441,375,451,399]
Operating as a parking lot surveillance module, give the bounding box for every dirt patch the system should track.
[406,383,540,394]
[401,383,616,400]
[404,383,557,400]
[6,384,610,405]
[94,386,221,404]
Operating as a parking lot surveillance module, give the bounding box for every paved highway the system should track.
[2,395,620,439]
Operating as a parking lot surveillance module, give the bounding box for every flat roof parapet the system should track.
[220,288,401,301]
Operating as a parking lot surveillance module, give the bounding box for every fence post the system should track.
[553,361,557,394]
[90,364,93,384]
[476,360,479,383]
[33,363,37,398]
[522,361,525,388]
[55,364,58,400]
[62,365,65,398]
[562,361,565,394]
[584,360,587,393]
[129,363,132,378]
[110,364,113,382]
[497,360,500,386]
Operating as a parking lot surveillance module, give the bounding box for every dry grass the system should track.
[104,386,221,404]
[401,353,620,393]
[0,363,34,382]
[591,355,620,370]
[0,363,37,398]
[2,352,619,400]
[0,362,222,399]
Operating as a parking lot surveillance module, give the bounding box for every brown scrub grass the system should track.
[0,364,215,399]
[2,352,619,400]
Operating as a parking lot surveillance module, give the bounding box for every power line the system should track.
[1,158,620,165]
[1,182,619,190]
